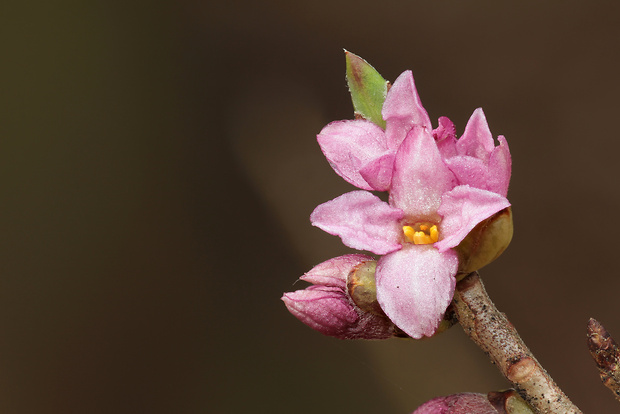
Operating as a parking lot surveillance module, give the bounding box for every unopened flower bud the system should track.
[413,390,534,414]
[413,393,500,414]
[282,255,399,340]
[455,207,513,277]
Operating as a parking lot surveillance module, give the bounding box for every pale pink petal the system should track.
[435,186,511,252]
[300,254,374,287]
[487,136,511,197]
[389,127,456,218]
[433,116,457,159]
[310,191,404,255]
[375,246,457,339]
[317,119,391,190]
[358,153,395,191]
[445,155,488,189]
[456,108,494,161]
[382,70,432,150]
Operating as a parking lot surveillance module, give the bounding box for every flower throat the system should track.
[402,222,439,245]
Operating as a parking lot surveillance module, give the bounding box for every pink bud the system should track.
[413,393,499,414]
[282,255,398,340]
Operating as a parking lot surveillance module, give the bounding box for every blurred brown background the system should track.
[1,0,620,413]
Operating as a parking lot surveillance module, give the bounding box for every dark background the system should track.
[2,1,620,413]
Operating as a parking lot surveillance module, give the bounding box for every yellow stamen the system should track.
[402,223,439,245]
[429,225,439,243]
[413,231,430,244]
[403,225,416,242]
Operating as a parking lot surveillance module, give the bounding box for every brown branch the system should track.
[586,318,620,401]
[451,272,582,414]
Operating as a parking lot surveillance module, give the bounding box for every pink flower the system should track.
[311,71,511,339]
[281,255,398,340]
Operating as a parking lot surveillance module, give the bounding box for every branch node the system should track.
[507,356,536,383]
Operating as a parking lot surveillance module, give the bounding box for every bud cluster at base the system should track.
[282,255,402,340]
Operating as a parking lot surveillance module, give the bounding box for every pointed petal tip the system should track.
[382,70,432,148]
[457,108,495,158]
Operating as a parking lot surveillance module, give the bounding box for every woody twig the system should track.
[452,272,582,414]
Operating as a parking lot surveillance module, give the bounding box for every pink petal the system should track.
[487,136,511,197]
[456,108,495,160]
[382,70,432,150]
[444,155,488,190]
[435,186,511,252]
[358,153,395,191]
[433,116,457,159]
[310,191,404,255]
[445,138,511,197]
[375,246,457,339]
[389,127,456,218]
[317,119,391,191]
[300,254,374,287]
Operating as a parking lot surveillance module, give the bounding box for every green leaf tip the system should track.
[345,51,388,129]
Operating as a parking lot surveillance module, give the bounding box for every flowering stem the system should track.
[451,272,582,414]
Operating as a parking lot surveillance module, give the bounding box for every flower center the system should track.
[403,222,439,245]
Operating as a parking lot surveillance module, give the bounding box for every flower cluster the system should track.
[284,62,512,340]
